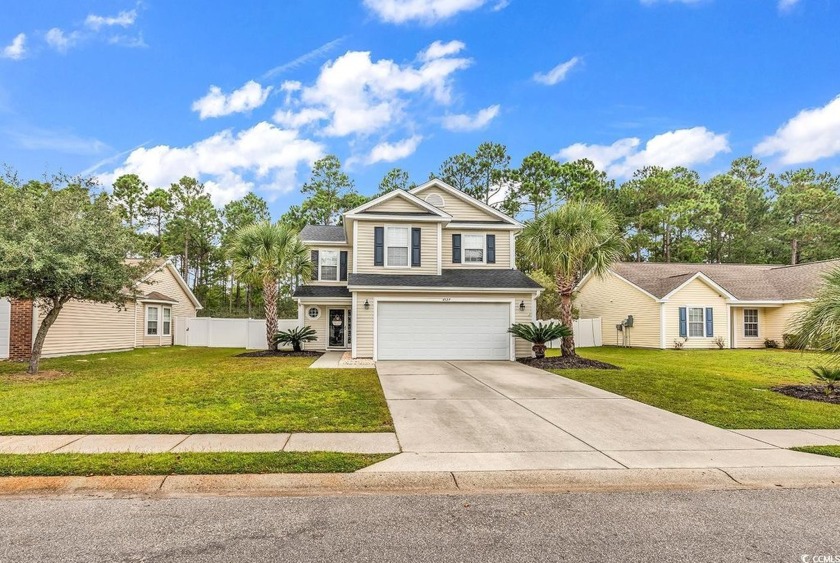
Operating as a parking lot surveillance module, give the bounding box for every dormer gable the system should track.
[344,188,451,222]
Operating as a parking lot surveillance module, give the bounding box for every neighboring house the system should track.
[1,259,202,361]
[294,179,542,361]
[576,260,840,349]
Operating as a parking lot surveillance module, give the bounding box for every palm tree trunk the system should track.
[263,277,278,350]
[555,273,576,357]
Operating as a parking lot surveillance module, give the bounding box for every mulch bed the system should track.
[772,385,840,405]
[235,350,323,358]
[518,356,620,370]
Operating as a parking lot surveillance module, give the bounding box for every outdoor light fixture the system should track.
[519,300,526,312]
[364,299,370,310]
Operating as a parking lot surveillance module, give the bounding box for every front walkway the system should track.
[363,360,840,472]
[0,433,399,454]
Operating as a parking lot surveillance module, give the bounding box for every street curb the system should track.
[1,466,839,498]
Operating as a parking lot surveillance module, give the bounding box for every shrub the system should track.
[508,322,571,359]
[764,338,780,349]
[808,366,840,396]
[673,339,685,350]
[713,336,726,350]
[273,326,317,352]
[782,333,802,349]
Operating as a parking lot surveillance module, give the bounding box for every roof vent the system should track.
[424,193,445,208]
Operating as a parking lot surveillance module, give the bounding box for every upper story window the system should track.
[463,234,485,263]
[743,308,759,337]
[386,226,410,267]
[319,250,339,281]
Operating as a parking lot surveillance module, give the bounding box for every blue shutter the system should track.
[705,307,714,337]
[311,250,319,281]
[411,228,421,267]
[452,234,461,263]
[339,251,348,281]
[374,227,384,266]
[486,234,496,264]
[678,307,687,338]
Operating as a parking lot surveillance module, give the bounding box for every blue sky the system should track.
[2,0,840,217]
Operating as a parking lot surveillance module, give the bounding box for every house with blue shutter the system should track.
[292,179,542,361]
[575,260,840,349]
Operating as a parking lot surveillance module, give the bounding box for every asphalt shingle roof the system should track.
[348,269,542,290]
[299,225,346,243]
[139,291,178,302]
[610,260,840,300]
[293,285,352,298]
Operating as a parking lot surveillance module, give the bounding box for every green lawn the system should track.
[793,446,840,459]
[0,452,391,476]
[0,347,392,434]
[546,347,839,429]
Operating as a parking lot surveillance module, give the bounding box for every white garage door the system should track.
[377,301,511,361]
[0,298,10,359]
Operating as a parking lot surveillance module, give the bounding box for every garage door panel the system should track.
[377,301,511,361]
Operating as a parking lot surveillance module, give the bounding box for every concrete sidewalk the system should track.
[0,433,400,455]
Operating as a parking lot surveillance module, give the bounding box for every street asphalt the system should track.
[1,488,838,562]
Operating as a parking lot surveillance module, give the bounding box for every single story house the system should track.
[1,259,202,361]
[575,260,839,349]
[294,179,543,361]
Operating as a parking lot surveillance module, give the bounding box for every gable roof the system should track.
[410,179,523,227]
[606,260,840,301]
[300,225,347,243]
[138,260,203,310]
[345,188,451,219]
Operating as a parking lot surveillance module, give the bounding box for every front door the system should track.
[328,309,346,348]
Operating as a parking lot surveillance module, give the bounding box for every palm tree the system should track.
[792,267,840,355]
[228,222,311,349]
[519,201,626,357]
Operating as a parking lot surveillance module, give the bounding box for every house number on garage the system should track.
[442,298,451,301]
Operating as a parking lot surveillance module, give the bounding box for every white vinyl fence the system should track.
[175,317,300,350]
[543,317,602,349]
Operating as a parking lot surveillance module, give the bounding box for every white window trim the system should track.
[162,307,171,336]
[743,308,759,338]
[462,233,486,265]
[384,225,411,269]
[319,249,339,281]
[307,306,321,320]
[686,305,707,338]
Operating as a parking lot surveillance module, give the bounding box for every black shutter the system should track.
[339,251,348,281]
[452,234,461,264]
[411,228,421,267]
[311,250,319,281]
[486,234,496,264]
[374,227,384,266]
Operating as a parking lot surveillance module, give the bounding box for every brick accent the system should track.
[9,299,33,361]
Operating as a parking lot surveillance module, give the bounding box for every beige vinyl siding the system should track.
[354,222,438,275]
[309,245,352,286]
[413,185,499,222]
[39,300,136,357]
[135,266,198,347]
[575,272,661,348]
[663,278,728,349]
[353,291,535,359]
[441,229,511,269]
[300,305,328,350]
[364,196,428,214]
[731,307,766,349]
[763,303,805,347]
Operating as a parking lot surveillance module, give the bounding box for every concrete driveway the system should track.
[364,361,840,472]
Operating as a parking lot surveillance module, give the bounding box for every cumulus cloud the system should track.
[754,95,840,165]
[364,135,423,164]
[533,56,581,86]
[363,0,491,24]
[1,33,26,60]
[442,104,500,131]
[556,127,730,177]
[85,9,138,30]
[192,81,273,119]
[276,41,471,137]
[99,122,325,206]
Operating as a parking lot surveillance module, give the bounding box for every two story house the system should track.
[293,179,542,361]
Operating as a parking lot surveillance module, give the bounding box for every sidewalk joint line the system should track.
[168,434,193,452]
[49,435,86,453]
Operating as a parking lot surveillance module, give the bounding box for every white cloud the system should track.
[363,0,490,24]
[365,135,423,164]
[8,125,108,155]
[107,33,147,48]
[276,41,471,137]
[533,56,581,86]
[100,122,325,206]
[263,36,347,79]
[85,9,137,30]
[1,33,26,60]
[442,104,500,131]
[754,95,840,165]
[192,81,273,119]
[45,28,80,53]
[556,127,730,177]
[778,0,800,11]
